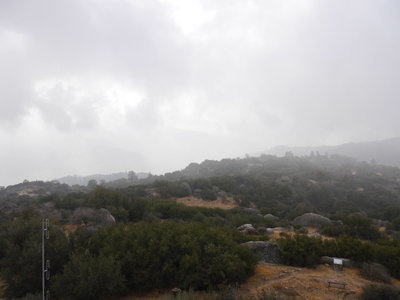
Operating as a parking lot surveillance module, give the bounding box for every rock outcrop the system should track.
[69,207,116,227]
[264,213,279,222]
[242,241,282,264]
[293,213,331,227]
[320,256,353,267]
[237,224,256,234]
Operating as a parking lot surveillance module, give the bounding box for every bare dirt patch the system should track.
[17,188,39,197]
[239,264,400,300]
[176,196,238,210]
[62,224,80,238]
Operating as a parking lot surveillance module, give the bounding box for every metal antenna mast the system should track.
[42,218,50,300]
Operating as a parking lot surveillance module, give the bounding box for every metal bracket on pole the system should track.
[45,259,50,280]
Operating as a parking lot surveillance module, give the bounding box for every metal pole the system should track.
[42,219,45,300]
[42,219,50,300]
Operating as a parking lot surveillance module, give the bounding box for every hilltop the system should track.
[266,137,400,167]
[56,171,150,186]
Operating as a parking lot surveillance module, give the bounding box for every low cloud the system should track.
[0,0,399,185]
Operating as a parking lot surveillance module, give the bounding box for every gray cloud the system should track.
[0,0,400,185]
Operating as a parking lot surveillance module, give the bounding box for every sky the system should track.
[1,0,400,186]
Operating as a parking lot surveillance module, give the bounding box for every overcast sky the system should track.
[1,0,399,186]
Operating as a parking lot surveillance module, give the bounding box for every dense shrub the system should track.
[343,215,381,241]
[319,222,343,237]
[154,180,191,198]
[80,221,257,291]
[360,284,400,300]
[277,234,322,267]
[360,263,391,284]
[52,254,126,300]
[201,188,218,201]
[0,210,69,298]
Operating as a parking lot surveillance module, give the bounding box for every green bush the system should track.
[0,211,69,298]
[360,263,391,284]
[360,284,400,300]
[86,221,257,291]
[277,234,322,268]
[343,215,381,241]
[52,253,126,300]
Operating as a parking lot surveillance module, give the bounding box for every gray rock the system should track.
[69,207,115,227]
[242,241,282,264]
[293,213,332,227]
[276,176,291,184]
[320,256,353,267]
[96,208,116,224]
[237,224,256,234]
[264,213,279,222]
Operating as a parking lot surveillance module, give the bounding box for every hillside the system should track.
[266,137,400,167]
[145,154,400,221]
[1,155,400,299]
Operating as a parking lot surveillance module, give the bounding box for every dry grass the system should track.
[239,264,400,300]
[176,196,238,210]
[17,188,39,197]
[62,224,80,238]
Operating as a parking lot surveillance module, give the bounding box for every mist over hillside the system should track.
[2,148,400,299]
[265,137,400,167]
[56,172,149,186]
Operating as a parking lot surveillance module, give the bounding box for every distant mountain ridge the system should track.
[265,137,400,167]
[56,171,149,186]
